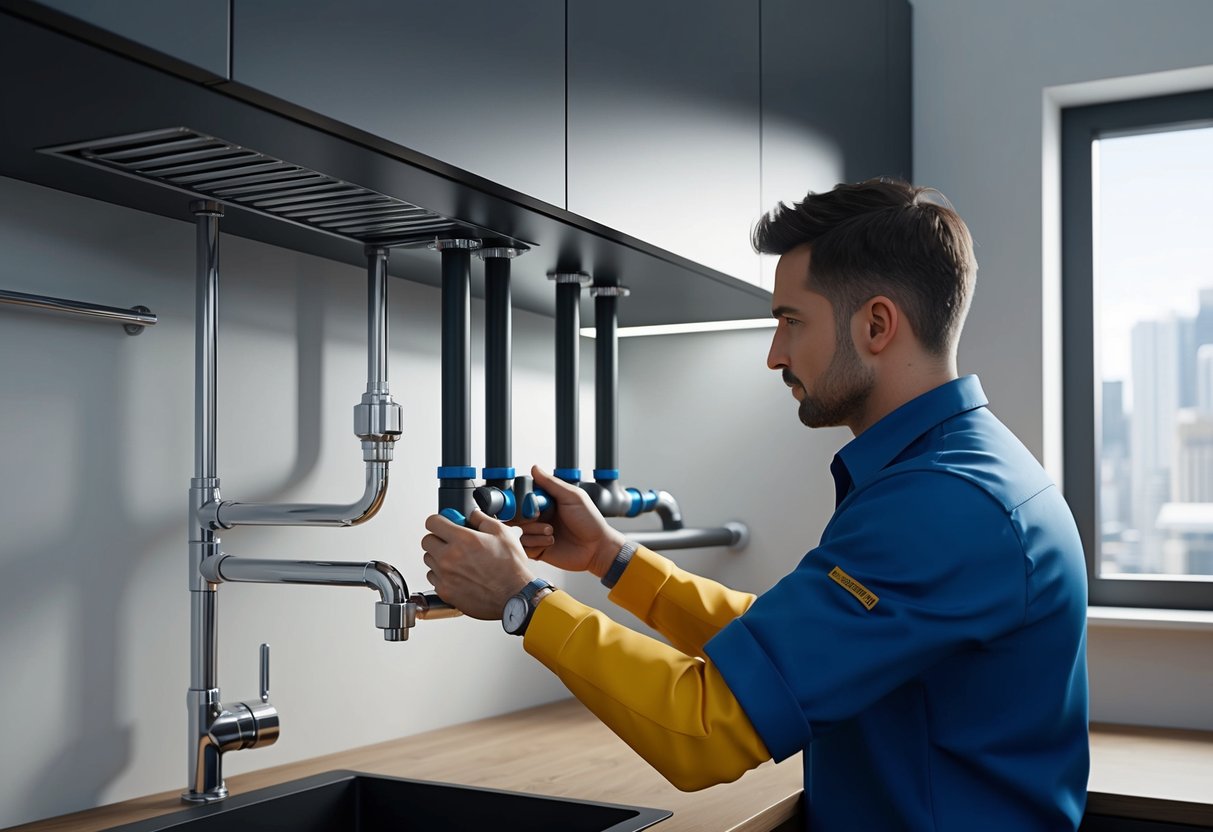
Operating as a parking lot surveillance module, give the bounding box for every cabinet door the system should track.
[31,0,229,77]
[760,0,912,289]
[567,0,761,284]
[231,0,566,207]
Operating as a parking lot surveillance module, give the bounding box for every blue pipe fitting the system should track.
[553,468,581,483]
[440,507,467,526]
[437,466,476,479]
[523,489,551,520]
[482,467,516,480]
[593,468,620,481]
[625,488,659,517]
[497,488,517,522]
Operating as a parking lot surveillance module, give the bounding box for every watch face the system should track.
[502,596,528,633]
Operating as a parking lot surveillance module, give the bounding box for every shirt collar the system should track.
[834,375,989,490]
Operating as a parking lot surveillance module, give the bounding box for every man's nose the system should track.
[766,328,786,371]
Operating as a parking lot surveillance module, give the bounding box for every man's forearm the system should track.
[525,590,770,791]
[608,546,756,658]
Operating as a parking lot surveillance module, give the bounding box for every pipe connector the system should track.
[589,284,631,298]
[410,590,463,620]
[429,238,481,251]
[477,245,529,260]
[353,391,403,443]
[375,600,416,641]
[547,271,592,285]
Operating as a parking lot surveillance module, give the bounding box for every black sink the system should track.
[106,770,671,832]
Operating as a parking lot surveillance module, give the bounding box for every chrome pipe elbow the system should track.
[206,461,390,528]
[364,561,415,641]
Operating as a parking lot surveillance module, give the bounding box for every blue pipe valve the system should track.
[472,484,517,522]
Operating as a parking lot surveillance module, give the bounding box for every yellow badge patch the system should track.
[828,566,879,611]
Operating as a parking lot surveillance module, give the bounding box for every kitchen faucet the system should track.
[183,201,452,803]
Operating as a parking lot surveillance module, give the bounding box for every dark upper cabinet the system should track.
[567,0,762,284]
[760,0,912,289]
[230,0,566,208]
[29,0,230,77]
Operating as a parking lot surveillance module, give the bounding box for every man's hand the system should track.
[514,466,627,579]
[421,510,535,620]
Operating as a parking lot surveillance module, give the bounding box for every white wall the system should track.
[0,177,579,827]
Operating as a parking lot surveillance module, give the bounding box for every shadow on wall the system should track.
[0,271,327,820]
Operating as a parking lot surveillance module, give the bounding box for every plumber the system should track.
[419,178,1089,832]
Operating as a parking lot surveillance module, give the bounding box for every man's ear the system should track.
[857,296,899,355]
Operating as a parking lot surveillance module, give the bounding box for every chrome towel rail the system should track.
[0,288,156,334]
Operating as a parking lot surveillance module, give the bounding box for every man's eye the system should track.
[783,317,801,326]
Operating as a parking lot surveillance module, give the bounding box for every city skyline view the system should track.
[1095,123,1213,578]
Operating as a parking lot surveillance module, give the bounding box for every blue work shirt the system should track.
[705,375,1089,831]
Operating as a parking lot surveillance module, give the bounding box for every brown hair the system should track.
[752,178,977,355]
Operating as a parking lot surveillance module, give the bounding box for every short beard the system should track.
[789,336,875,429]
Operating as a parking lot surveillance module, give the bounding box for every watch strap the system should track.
[601,541,638,589]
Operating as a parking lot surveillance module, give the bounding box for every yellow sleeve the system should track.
[523,590,771,792]
[606,546,756,658]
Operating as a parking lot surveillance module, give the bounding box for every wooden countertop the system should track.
[1088,722,1213,826]
[7,702,1213,831]
[5,699,802,832]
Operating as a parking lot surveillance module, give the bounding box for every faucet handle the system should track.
[259,643,270,703]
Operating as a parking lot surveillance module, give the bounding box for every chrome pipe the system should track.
[194,201,222,481]
[197,244,402,530]
[210,460,389,528]
[410,589,463,620]
[203,555,407,600]
[188,588,218,691]
[628,522,749,551]
[0,288,157,332]
[187,200,226,803]
[201,554,416,641]
[367,246,389,394]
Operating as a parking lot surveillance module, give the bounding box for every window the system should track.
[1062,89,1213,609]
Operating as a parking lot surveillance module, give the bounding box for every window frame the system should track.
[1062,88,1213,610]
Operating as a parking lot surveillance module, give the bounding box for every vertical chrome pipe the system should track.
[188,200,224,800]
[436,239,480,515]
[367,246,389,395]
[194,202,222,483]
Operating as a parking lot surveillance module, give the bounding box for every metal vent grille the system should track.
[41,127,479,247]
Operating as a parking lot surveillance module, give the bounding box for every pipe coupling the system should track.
[589,285,631,298]
[375,600,417,641]
[429,238,481,251]
[353,392,403,442]
[477,245,529,260]
[547,271,592,285]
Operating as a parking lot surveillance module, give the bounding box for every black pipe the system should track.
[484,255,512,478]
[473,247,527,522]
[594,289,618,473]
[438,240,477,516]
[553,274,586,481]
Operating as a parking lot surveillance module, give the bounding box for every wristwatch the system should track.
[502,578,556,636]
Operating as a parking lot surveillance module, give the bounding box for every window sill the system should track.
[1088,606,1213,631]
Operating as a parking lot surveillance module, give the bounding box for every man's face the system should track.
[766,245,875,429]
